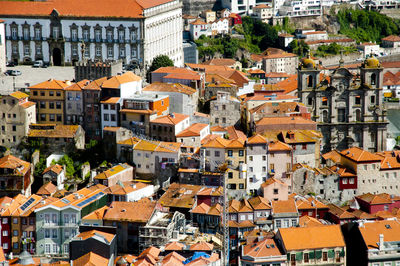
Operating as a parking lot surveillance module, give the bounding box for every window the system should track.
[36,44,42,55]
[53,26,60,39]
[322,97,328,106]
[323,252,328,261]
[12,125,16,132]
[270,164,275,170]
[302,144,307,150]
[64,229,70,239]
[215,151,220,157]
[228,150,233,157]
[71,214,76,223]
[52,244,57,254]
[24,44,30,55]
[13,243,18,249]
[370,95,376,104]
[338,108,345,122]
[72,45,78,56]
[205,150,210,156]
[63,244,69,254]
[262,166,266,172]
[355,96,361,105]
[104,114,109,121]
[45,229,50,238]
[49,114,55,122]
[276,220,281,228]
[249,167,253,172]
[119,30,125,41]
[11,27,17,39]
[45,244,51,254]
[96,46,101,57]
[64,214,69,224]
[371,73,377,85]
[56,102,61,109]
[262,155,266,161]
[44,214,50,224]
[304,253,309,263]
[57,115,62,122]
[52,213,57,224]
[23,27,29,40]
[49,102,54,109]
[273,189,278,194]
[239,184,244,189]
[83,29,89,41]
[228,172,233,179]
[71,29,77,41]
[239,150,244,156]
[2,243,7,250]
[249,156,253,161]
[13,218,17,224]
[107,46,113,58]
[52,229,58,238]
[131,45,137,57]
[95,29,101,41]
[2,231,7,236]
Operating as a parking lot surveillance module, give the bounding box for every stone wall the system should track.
[182,0,221,16]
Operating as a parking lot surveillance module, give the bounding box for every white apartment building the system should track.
[0,0,183,67]
[278,0,322,17]
[221,0,273,15]
[189,18,229,40]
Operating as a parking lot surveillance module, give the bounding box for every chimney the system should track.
[379,234,384,251]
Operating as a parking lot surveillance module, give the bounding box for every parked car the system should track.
[33,60,43,68]
[9,70,21,76]
[6,62,16,67]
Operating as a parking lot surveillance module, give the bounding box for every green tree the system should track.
[146,55,174,82]
[56,155,76,177]
[34,156,47,178]
[288,40,309,56]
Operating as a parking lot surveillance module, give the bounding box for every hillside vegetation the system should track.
[337,8,400,43]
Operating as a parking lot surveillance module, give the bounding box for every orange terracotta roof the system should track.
[330,165,356,177]
[43,164,63,175]
[36,182,57,195]
[340,147,382,162]
[210,125,226,132]
[275,74,298,94]
[150,113,189,125]
[177,168,199,173]
[77,230,115,243]
[73,252,109,266]
[120,109,155,114]
[20,101,36,109]
[243,238,282,258]
[29,79,70,90]
[102,72,141,88]
[165,241,185,251]
[256,116,316,126]
[295,197,328,210]
[261,177,288,188]
[204,58,236,66]
[102,126,121,132]
[265,72,290,78]
[298,215,324,227]
[49,187,106,209]
[0,155,31,176]
[0,0,174,18]
[279,33,294,37]
[82,77,107,91]
[163,73,201,81]
[93,163,131,180]
[303,30,327,35]
[197,186,223,196]
[359,220,400,249]
[253,84,283,92]
[65,79,88,91]
[190,241,214,251]
[103,181,149,195]
[143,82,197,95]
[176,123,208,137]
[82,205,109,221]
[263,52,297,59]
[382,35,400,42]
[103,199,155,222]
[100,97,120,104]
[153,66,198,75]
[162,252,185,266]
[248,196,271,210]
[272,199,297,214]
[356,193,393,205]
[10,91,29,99]
[28,124,81,138]
[248,69,265,74]
[327,204,356,219]
[268,140,292,151]
[190,18,207,25]
[247,134,267,144]
[322,150,342,164]
[279,225,345,250]
[158,183,203,209]
[305,38,354,45]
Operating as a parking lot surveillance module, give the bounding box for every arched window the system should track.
[307,75,313,87]
[371,73,376,85]
[355,109,361,122]
[322,110,329,123]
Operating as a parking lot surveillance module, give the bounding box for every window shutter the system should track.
[296,252,303,261]
[328,249,335,258]
[315,250,322,259]
[309,251,315,259]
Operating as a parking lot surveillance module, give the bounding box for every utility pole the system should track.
[222,170,229,266]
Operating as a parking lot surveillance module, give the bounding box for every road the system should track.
[0,66,74,94]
